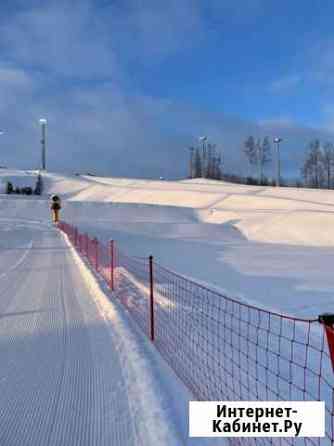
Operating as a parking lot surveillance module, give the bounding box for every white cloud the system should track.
[0,0,331,180]
[0,1,118,79]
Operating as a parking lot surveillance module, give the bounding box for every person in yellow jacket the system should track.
[50,195,61,223]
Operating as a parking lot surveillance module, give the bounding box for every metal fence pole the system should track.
[94,238,99,271]
[319,313,334,372]
[110,240,114,291]
[149,255,155,342]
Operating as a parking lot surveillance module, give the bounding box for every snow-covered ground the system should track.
[0,170,229,445]
[0,169,333,444]
[2,169,333,318]
[41,171,334,318]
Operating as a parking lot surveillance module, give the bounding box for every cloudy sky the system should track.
[1,0,334,179]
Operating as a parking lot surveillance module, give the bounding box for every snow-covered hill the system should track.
[0,169,332,445]
[1,169,334,317]
[42,171,334,247]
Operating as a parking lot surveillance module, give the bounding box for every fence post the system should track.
[319,313,334,372]
[110,240,114,291]
[94,238,99,272]
[149,255,155,342]
[74,227,78,247]
[86,234,88,257]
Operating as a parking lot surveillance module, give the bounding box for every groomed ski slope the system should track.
[0,217,213,446]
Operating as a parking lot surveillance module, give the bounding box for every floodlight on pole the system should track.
[39,118,47,170]
[273,137,283,187]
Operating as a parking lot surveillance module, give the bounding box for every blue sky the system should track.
[0,0,334,178]
[127,1,334,128]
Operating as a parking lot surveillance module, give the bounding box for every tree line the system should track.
[301,140,334,189]
[242,136,334,189]
[188,143,222,180]
[188,135,334,189]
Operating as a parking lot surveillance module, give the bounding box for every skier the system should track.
[50,194,61,224]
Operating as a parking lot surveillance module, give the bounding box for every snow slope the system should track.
[1,171,333,317]
[0,218,194,445]
[0,177,227,445]
[37,171,334,318]
[42,172,334,247]
[0,170,333,444]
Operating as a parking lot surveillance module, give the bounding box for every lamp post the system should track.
[273,137,282,187]
[39,118,47,170]
[199,136,208,178]
[189,147,194,179]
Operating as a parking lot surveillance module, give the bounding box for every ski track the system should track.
[0,224,138,446]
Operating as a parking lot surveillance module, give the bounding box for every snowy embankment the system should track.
[40,171,334,318]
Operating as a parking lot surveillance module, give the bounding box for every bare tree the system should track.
[194,148,202,178]
[188,147,195,179]
[244,136,257,164]
[322,142,334,189]
[301,140,325,188]
[243,136,271,184]
[260,137,272,183]
[189,142,222,180]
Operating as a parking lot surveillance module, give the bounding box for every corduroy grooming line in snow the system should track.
[59,221,334,446]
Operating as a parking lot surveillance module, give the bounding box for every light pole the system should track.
[189,147,194,178]
[39,118,47,170]
[273,137,282,187]
[199,136,208,178]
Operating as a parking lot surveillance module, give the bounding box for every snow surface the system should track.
[0,217,199,445]
[1,169,334,444]
[39,171,334,318]
[0,170,230,445]
[1,169,333,318]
